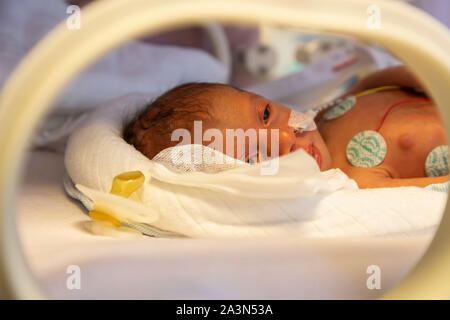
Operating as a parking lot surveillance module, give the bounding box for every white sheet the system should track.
[18,150,434,299]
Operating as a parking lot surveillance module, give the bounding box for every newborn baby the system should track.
[124,66,449,188]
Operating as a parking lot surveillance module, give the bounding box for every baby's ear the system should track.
[123,119,138,146]
[123,108,149,145]
[139,107,160,129]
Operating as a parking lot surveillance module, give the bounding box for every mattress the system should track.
[17,150,434,299]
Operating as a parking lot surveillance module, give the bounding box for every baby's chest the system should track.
[318,94,447,178]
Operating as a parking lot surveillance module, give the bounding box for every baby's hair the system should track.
[123,82,236,159]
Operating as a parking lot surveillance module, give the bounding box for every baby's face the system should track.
[204,86,333,171]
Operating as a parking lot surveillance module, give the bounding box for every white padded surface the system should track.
[18,150,434,299]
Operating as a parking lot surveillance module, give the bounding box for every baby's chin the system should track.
[312,130,333,171]
[319,149,333,171]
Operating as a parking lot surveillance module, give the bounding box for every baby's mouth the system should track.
[305,143,322,169]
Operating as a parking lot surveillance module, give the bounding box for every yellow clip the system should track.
[109,171,145,198]
[89,171,145,228]
[89,210,121,227]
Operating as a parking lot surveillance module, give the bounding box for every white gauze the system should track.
[152,144,249,173]
[288,109,317,133]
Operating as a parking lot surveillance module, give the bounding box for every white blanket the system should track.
[65,94,447,238]
[20,151,433,299]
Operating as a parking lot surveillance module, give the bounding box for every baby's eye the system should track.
[263,104,270,123]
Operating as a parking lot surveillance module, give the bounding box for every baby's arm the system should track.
[362,175,449,189]
[347,65,426,95]
[379,176,449,188]
[345,166,449,189]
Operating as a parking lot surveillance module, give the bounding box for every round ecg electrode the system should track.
[323,95,356,121]
[425,145,449,177]
[346,130,387,168]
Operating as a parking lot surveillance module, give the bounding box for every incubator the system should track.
[0,0,450,300]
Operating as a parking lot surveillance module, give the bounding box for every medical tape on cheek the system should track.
[288,109,317,133]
